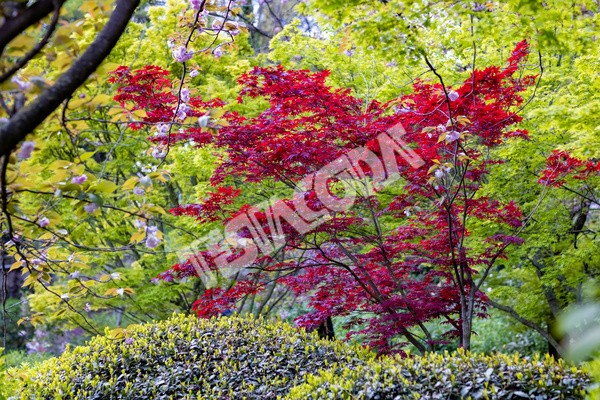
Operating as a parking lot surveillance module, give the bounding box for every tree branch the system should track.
[0,0,141,157]
[487,298,564,356]
[0,0,67,56]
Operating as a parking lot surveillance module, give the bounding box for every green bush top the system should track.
[286,349,591,400]
[19,314,374,400]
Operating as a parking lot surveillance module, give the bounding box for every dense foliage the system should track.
[17,315,373,400]
[2,0,600,398]
[287,350,591,400]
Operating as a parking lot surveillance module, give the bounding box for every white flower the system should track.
[173,46,193,63]
[436,124,446,132]
[31,258,43,265]
[84,203,99,214]
[189,69,198,78]
[116,288,125,296]
[60,293,69,300]
[146,235,161,249]
[38,217,50,228]
[70,271,80,279]
[435,169,444,178]
[197,114,210,127]
[139,176,152,188]
[111,272,120,280]
[167,39,176,49]
[72,175,88,184]
[448,90,459,102]
[181,87,190,102]
[445,131,461,143]
[85,303,91,312]
[18,141,35,160]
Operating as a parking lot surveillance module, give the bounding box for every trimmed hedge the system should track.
[19,314,373,400]
[286,350,590,400]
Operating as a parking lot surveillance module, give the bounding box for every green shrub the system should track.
[287,350,590,400]
[18,314,374,400]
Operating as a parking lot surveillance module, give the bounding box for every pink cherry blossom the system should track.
[181,87,190,102]
[173,46,193,63]
[84,203,99,214]
[38,217,50,228]
[72,175,88,184]
[18,141,35,160]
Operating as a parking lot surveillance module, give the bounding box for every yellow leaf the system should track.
[9,34,36,49]
[99,274,111,282]
[104,288,116,296]
[122,177,139,190]
[9,261,23,272]
[123,288,135,295]
[91,180,117,193]
[129,231,146,244]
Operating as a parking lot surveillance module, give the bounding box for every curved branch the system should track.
[0,0,61,84]
[0,0,141,157]
[487,298,564,356]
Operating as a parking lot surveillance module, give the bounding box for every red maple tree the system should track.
[111,41,546,355]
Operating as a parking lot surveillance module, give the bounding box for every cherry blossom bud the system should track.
[72,175,88,184]
[18,141,35,160]
[85,303,91,312]
[189,69,199,78]
[38,217,50,228]
[125,337,134,345]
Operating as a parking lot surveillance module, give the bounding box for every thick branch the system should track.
[0,0,61,84]
[487,298,564,356]
[0,0,67,55]
[0,0,141,156]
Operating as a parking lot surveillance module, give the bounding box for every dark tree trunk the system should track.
[315,316,335,340]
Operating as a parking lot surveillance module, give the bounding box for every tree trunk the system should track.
[315,316,335,340]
